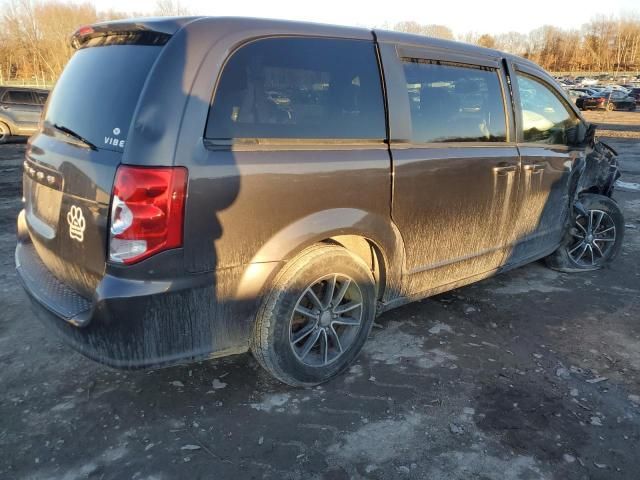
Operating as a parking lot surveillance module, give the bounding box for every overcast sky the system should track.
[88,0,638,35]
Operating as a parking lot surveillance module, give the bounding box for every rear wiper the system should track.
[52,123,97,150]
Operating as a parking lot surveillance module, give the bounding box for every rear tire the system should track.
[606,102,615,111]
[546,194,624,272]
[0,122,10,144]
[250,244,376,386]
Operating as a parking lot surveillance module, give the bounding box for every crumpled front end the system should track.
[578,138,620,197]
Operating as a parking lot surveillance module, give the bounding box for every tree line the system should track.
[0,0,190,86]
[389,17,640,75]
[1,0,639,87]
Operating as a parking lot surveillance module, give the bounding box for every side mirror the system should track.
[567,121,595,148]
[583,123,597,148]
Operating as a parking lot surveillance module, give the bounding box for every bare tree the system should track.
[1,2,640,87]
[423,24,454,40]
[154,0,191,16]
[476,34,497,49]
[392,22,454,40]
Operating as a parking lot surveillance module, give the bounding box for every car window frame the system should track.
[1,89,38,106]
[389,45,514,148]
[203,35,389,150]
[33,91,48,105]
[510,62,585,147]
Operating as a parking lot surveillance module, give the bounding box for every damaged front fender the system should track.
[577,136,620,198]
[565,125,620,225]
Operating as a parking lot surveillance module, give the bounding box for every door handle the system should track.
[524,163,545,173]
[492,164,517,176]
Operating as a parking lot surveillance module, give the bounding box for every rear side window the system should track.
[402,60,507,143]
[516,73,581,145]
[3,90,35,104]
[44,45,162,152]
[206,37,386,141]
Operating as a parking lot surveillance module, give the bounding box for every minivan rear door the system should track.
[379,41,521,296]
[23,38,167,297]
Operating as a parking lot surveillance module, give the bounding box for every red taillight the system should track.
[597,97,605,103]
[75,25,94,37]
[109,166,187,264]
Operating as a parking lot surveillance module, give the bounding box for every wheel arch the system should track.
[325,234,387,301]
[240,208,404,304]
[0,116,14,134]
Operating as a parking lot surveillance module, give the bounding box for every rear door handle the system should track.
[493,164,517,175]
[524,163,545,173]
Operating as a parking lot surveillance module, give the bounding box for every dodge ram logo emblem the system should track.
[67,205,86,242]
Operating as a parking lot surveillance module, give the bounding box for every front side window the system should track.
[206,37,386,141]
[517,73,581,145]
[402,59,507,143]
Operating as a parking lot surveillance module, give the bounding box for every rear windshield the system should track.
[44,45,161,152]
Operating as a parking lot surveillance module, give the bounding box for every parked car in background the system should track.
[578,77,599,86]
[566,89,589,106]
[605,84,631,94]
[578,91,636,111]
[0,86,48,143]
[15,17,624,386]
[628,87,640,105]
[570,87,598,95]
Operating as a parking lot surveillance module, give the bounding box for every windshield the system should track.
[44,45,162,153]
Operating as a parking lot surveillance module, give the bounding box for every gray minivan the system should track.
[0,86,48,143]
[16,17,623,386]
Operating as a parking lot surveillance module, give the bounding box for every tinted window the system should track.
[206,37,385,140]
[517,73,581,145]
[44,45,161,152]
[34,92,48,105]
[402,60,507,143]
[3,90,34,104]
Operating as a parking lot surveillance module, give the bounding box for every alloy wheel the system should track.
[289,273,363,367]
[567,209,617,267]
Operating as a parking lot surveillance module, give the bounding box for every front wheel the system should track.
[546,194,624,272]
[251,244,376,386]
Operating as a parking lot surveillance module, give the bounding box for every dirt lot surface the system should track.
[1,111,639,480]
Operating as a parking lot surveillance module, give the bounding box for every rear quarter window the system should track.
[206,37,386,141]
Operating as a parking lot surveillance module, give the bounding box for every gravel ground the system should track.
[1,111,639,480]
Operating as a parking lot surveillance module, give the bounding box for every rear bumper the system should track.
[15,209,274,368]
[16,238,222,368]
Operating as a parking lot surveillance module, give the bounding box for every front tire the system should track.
[546,194,624,272]
[251,244,376,386]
